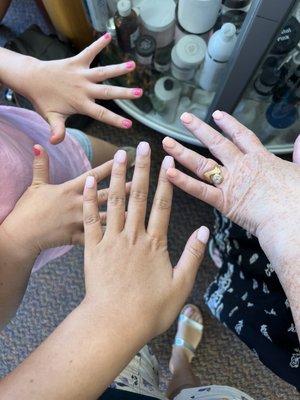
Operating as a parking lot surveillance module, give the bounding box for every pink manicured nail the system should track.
[33,145,41,156]
[132,88,143,97]
[125,61,135,69]
[85,176,95,189]
[114,149,127,164]
[197,226,210,244]
[180,112,193,124]
[162,156,174,170]
[212,110,224,120]
[122,119,132,129]
[104,32,111,40]
[137,141,150,156]
[163,137,176,148]
[166,168,177,178]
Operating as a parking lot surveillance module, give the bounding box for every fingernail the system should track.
[85,176,95,189]
[197,226,210,244]
[180,112,193,124]
[137,141,150,156]
[166,167,177,178]
[132,88,143,97]
[33,145,41,156]
[162,155,174,170]
[163,137,176,148]
[104,32,111,40]
[125,61,135,70]
[212,110,224,120]
[122,119,132,129]
[114,149,127,164]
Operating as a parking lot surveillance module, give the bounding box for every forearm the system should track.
[0,226,38,329]
[0,48,38,96]
[0,301,145,400]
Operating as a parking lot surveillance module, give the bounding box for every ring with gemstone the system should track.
[204,165,224,185]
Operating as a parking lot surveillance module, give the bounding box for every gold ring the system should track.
[204,165,224,185]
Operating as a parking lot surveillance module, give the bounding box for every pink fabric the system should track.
[0,106,91,272]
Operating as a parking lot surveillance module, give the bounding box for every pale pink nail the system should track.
[132,88,143,97]
[180,112,193,124]
[122,119,132,129]
[104,32,111,40]
[114,149,126,164]
[162,156,174,170]
[137,141,150,156]
[125,61,135,70]
[212,110,224,120]
[163,137,176,148]
[85,176,95,189]
[197,226,210,244]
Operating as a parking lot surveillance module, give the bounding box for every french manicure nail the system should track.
[33,146,41,156]
[180,112,193,124]
[125,61,135,69]
[137,141,150,156]
[85,176,95,189]
[212,110,224,120]
[132,88,143,96]
[122,119,132,129]
[162,155,174,170]
[114,149,127,164]
[104,32,111,40]
[197,226,210,244]
[163,137,176,148]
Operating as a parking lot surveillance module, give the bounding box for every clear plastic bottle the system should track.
[114,0,139,52]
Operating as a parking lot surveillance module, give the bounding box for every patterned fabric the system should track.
[109,345,255,400]
[205,209,300,388]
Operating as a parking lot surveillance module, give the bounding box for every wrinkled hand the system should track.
[82,143,209,341]
[23,34,142,144]
[163,112,300,266]
[0,145,126,256]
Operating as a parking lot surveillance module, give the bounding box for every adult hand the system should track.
[0,145,130,257]
[82,143,209,341]
[162,111,300,269]
[21,34,142,144]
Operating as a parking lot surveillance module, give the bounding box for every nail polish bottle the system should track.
[114,0,139,52]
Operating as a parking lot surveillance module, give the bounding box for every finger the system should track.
[180,112,242,165]
[98,182,132,204]
[88,60,136,82]
[125,142,151,234]
[212,110,265,154]
[89,84,143,101]
[32,145,50,185]
[74,160,113,189]
[173,227,209,296]
[85,102,132,129]
[47,112,66,144]
[166,168,222,209]
[147,156,174,241]
[293,134,300,165]
[79,33,112,65]
[83,175,102,248]
[106,150,127,233]
[163,137,217,180]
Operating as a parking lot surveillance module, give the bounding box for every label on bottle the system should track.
[136,53,153,66]
[154,60,171,73]
[130,28,140,49]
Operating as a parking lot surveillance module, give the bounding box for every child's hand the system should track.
[0,145,129,256]
[22,34,142,144]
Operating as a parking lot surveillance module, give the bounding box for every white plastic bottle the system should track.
[198,23,237,91]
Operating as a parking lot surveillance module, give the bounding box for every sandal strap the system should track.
[179,314,203,333]
[173,337,196,355]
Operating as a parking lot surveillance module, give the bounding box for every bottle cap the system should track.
[140,0,175,32]
[136,35,156,57]
[260,67,281,86]
[164,79,174,91]
[221,22,237,41]
[172,35,206,69]
[222,0,251,8]
[117,0,131,17]
[271,17,300,55]
[222,10,246,30]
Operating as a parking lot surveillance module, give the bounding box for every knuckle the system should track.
[211,133,226,148]
[154,196,171,210]
[231,127,245,144]
[196,157,211,176]
[108,192,125,207]
[135,159,149,169]
[104,86,111,98]
[130,189,147,203]
[84,213,100,225]
[96,106,105,120]
[111,168,124,178]
[186,244,202,259]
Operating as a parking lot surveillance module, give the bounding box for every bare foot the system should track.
[169,305,203,374]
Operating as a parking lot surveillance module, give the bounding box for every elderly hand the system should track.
[21,34,142,144]
[162,111,300,270]
[82,143,209,341]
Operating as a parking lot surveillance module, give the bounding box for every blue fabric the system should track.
[67,128,93,163]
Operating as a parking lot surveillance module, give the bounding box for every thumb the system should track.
[173,226,209,297]
[32,144,50,185]
[293,134,300,165]
[47,113,66,145]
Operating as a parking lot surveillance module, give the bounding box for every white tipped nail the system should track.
[162,156,174,170]
[197,226,210,244]
[85,176,95,188]
[114,149,127,163]
[212,110,224,120]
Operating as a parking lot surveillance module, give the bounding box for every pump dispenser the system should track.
[198,23,237,91]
